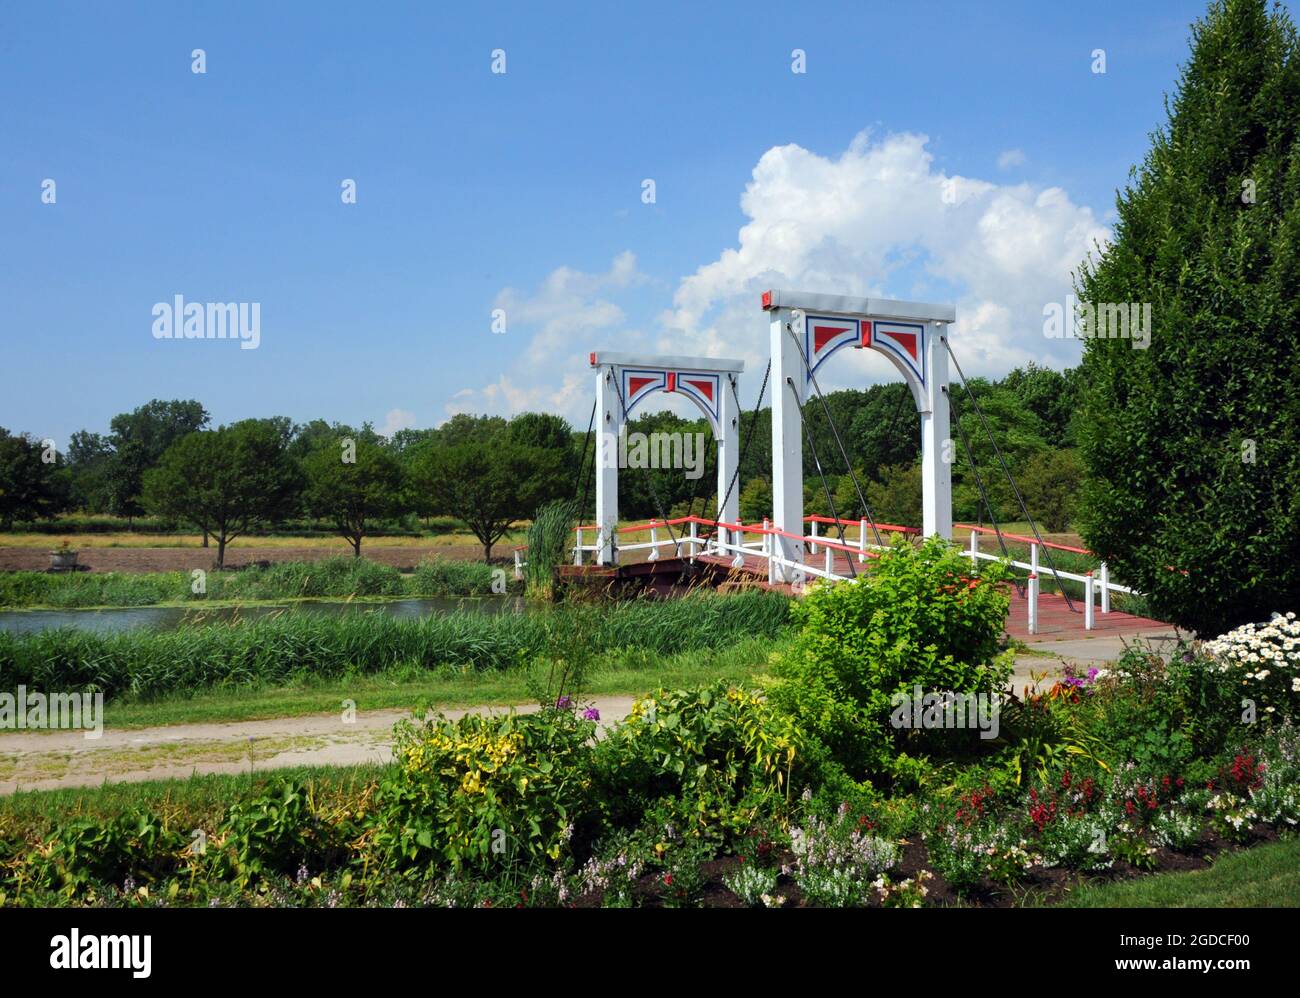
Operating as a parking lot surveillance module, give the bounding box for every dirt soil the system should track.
[0,543,491,574]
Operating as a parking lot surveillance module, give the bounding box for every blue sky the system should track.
[0,0,1245,446]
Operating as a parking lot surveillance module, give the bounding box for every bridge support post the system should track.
[717,374,740,555]
[922,322,953,540]
[1027,573,1039,635]
[595,365,618,565]
[770,306,805,582]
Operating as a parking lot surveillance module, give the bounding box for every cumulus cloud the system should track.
[447,130,1109,422]
[659,131,1109,388]
[997,148,1027,169]
[378,407,416,438]
[445,251,650,421]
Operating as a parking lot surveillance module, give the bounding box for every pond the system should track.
[0,596,528,636]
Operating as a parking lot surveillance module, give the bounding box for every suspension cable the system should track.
[701,361,770,546]
[609,366,680,553]
[946,387,1023,596]
[572,397,597,500]
[785,377,857,579]
[943,335,1073,610]
[783,323,884,547]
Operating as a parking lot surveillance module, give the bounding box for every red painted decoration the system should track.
[881,328,918,360]
[813,324,849,353]
[589,352,597,366]
[666,372,677,393]
[628,376,656,396]
[685,378,714,401]
[860,321,873,348]
[761,290,772,310]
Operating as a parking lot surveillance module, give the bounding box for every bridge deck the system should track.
[691,553,1170,641]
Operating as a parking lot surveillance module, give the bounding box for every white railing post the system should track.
[648,521,659,562]
[1099,562,1110,613]
[573,527,583,567]
[1084,572,1095,630]
[1030,541,1039,577]
[1027,573,1039,635]
[809,519,819,555]
[689,520,698,563]
[859,518,868,563]
[514,548,524,580]
[968,528,978,567]
[763,518,775,584]
[825,545,833,577]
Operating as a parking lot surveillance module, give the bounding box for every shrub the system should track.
[1200,612,1300,719]
[1073,0,1300,636]
[766,536,1012,778]
[789,801,899,907]
[723,863,780,907]
[370,707,596,871]
[591,683,805,834]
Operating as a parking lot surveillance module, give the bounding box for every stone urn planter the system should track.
[49,543,80,571]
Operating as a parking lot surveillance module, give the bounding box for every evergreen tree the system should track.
[1075,0,1300,634]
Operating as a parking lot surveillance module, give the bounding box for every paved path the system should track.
[0,627,1182,796]
[0,697,636,795]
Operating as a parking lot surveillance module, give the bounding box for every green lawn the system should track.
[1059,838,1300,907]
[68,634,788,729]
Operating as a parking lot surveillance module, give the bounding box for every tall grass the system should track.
[523,500,577,600]
[0,557,501,609]
[0,590,790,702]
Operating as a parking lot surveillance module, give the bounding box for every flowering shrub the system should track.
[874,870,933,908]
[592,683,804,832]
[723,863,780,907]
[767,536,1012,779]
[370,707,595,870]
[787,801,899,907]
[1201,612,1300,718]
[1150,809,1203,851]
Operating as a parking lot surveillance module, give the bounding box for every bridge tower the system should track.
[589,351,745,565]
[763,289,955,582]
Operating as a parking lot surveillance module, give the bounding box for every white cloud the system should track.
[378,407,416,438]
[446,130,1109,423]
[446,252,649,421]
[658,130,1109,387]
[997,148,1027,169]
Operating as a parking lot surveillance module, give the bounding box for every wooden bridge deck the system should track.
[690,553,1170,641]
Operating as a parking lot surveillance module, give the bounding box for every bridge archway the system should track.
[762,289,955,582]
[590,351,745,565]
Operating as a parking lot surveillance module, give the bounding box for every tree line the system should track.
[1,362,1086,567]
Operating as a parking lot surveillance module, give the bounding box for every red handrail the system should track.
[954,523,1092,556]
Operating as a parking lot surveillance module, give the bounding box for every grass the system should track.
[0,556,503,608]
[0,764,383,838]
[13,633,789,730]
[1058,837,1300,907]
[0,590,790,703]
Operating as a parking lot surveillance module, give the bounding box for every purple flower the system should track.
[555,696,572,710]
[582,707,601,721]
